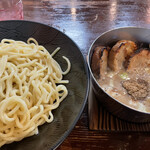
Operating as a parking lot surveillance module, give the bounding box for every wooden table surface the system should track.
[23,0,150,149]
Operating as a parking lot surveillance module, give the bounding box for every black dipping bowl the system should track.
[0,20,89,150]
[88,27,150,123]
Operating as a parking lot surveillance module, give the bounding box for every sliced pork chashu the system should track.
[127,49,150,72]
[108,40,137,71]
[91,46,109,78]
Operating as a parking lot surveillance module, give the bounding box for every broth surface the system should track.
[97,67,150,112]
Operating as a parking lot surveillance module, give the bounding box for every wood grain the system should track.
[22,0,150,149]
[89,86,150,132]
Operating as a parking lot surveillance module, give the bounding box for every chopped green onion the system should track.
[120,72,128,80]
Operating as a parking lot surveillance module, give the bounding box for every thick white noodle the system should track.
[0,38,71,147]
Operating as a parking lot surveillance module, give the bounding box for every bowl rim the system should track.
[0,20,90,150]
[87,26,150,115]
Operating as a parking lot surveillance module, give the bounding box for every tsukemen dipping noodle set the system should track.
[0,21,150,149]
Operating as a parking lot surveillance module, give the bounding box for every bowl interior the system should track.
[0,20,89,150]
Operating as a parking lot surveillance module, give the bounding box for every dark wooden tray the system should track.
[88,84,150,132]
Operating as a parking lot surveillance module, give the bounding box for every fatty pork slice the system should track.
[127,49,150,72]
[108,40,137,71]
[91,46,109,78]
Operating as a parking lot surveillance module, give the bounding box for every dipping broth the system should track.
[91,40,150,113]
